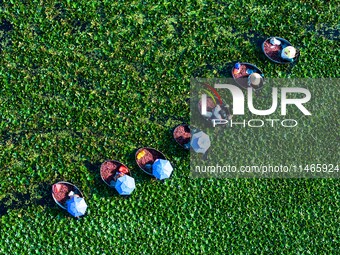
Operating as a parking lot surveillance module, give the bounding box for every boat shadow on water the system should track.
[0,182,55,217]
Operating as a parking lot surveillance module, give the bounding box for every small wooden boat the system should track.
[52,181,84,210]
[262,37,299,64]
[135,147,167,176]
[100,160,132,187]
[173,124,191,150]
[231,62,264,90]
[197,83,232,122]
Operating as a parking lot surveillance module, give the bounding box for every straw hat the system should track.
[248,73,262,87]
[281,46,296,59]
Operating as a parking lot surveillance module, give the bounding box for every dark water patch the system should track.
[0,18,13,52]
[307,24,340,40]
[0,19,13,32]
[72,19,91,33]
[97,1,107,20]
[32,25,44,36]
[0,129,28,146]
[53,3,67,21]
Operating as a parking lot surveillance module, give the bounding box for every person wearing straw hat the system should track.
[66,191,87,218]
[68,191,80,198]
[248,73,263,89]
[281,46,297,61]
[110,165,129,187]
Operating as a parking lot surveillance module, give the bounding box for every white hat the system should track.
[281,46,296,59]
[213,105,222,119]
[249,73,262,87]
[270,37,281,46]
